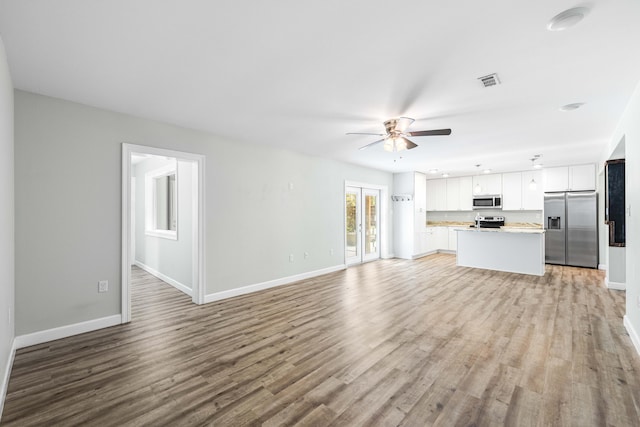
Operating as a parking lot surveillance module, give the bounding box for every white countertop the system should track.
[456,227,545,234]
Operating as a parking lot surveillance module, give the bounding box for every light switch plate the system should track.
[98,280,109,293]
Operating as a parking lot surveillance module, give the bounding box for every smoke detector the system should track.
[478,73,501,88]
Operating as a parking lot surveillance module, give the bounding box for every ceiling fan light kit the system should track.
[349,117,451,152]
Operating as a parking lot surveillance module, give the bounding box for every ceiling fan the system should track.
[347,117,451,152]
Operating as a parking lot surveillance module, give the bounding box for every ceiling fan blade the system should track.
[359,139,385,150]
[400,137,418,150]
[346,132,385,136]
[407,128,452,137]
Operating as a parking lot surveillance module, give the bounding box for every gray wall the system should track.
[133,157,193,289]
[14,90,393,335]
[0,36,14,412]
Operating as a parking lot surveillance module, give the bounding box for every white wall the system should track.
[134,156,193,289]
[14,90,393,335]
[0,36,14,417]
[605,80,640,353]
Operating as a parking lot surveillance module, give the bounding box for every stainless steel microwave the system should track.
[472,194,502,209]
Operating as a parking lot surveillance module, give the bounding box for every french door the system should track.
[345,186,380,265]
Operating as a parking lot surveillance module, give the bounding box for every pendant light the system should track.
[529,156,541,190]
[473,164,482,194]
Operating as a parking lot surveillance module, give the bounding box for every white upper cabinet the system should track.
[445,177,473,211]
[472,174,502,195]
[414,172,427,211]
[459,176,473,210]
[446,178,460,211]
[543,164,595,192]
[501,172,523,210]
[569,164,596,191]
[543,167,569,192]
[426,179,447,211]
[522,170,543,210]
[501,171,543,210]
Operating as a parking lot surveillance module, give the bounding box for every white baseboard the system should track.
[135,260,192,297]
[0,337,16,421]
[605,278,626,291]
[382,253,395,259]
[204,264,346,304]
[411,250,438,260]
[598,264,607,271]
[14,315,122,349]
[624,315,640,357]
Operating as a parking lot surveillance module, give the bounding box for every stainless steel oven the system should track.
[472,194,502,209]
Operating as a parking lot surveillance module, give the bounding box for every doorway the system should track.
[121,143,206,323]
[345,186,380,265]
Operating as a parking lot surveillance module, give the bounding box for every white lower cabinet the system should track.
[449,228,458,251]
[433,227,449,249]
[417,226,465,254]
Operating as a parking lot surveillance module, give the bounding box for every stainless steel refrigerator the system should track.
[544,191,598,268]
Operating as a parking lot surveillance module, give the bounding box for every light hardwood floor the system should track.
[2,255,639,426]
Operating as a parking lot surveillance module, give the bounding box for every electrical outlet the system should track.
[98,280,109,293]
[289,254,294,263]
[330,249,334,256]
[304,252,309,259]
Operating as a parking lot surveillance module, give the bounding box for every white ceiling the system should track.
[1,1,639,177]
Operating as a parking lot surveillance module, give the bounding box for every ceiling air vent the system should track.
[478,73,501,87]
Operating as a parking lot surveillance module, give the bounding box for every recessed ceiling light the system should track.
[560,102,585,112]
[483,169,492,174]
[442,173,450,178]
[547,7,590,31]
[533,164,543,169]
[429,169,439,174]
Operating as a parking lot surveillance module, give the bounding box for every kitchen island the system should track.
[456,227,546,276]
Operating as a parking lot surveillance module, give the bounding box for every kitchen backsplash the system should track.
[426,209,542,225]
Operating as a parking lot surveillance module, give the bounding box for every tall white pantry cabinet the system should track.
[393,172,430,259]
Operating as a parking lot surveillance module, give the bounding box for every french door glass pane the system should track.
[346,193,358,258]
[364,194,377,255]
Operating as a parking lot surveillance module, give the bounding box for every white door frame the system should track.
[121,143,206,323]
[344,181,389,265]
[361,187,381,263]
[345,186,363,265]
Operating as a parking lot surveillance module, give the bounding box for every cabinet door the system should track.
[522,170,543,210]
[472,175,484,195]
[426,180,437,211]
[486,174,502,194]
[446,178,460,211]
[434,227,448,250]
[414,208,426,232]
[424,227,436,252]
[472,174,502,195]
[502,172,522,210]
[427,179,447,211]
[435,180,447,211]
[543,167,569,192]
[414,172,427,211]
[569,164,595,191]
[413,233,423,256]
[459,176,473,210]
[448,228,458,251]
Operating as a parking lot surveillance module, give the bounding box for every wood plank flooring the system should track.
[2,255,640,426]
